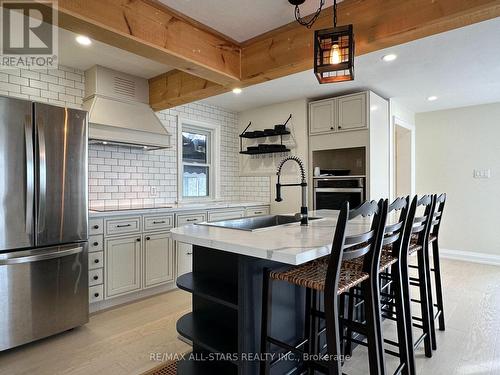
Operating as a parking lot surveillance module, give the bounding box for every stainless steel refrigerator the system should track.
[0,96,89,351]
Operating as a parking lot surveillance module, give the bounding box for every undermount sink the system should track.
[196,215,321,232]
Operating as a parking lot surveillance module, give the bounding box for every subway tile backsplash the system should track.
[0,65,270,207]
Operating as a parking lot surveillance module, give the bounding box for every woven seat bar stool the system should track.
[407,193,446,351]
[260,200,388,375]
[343,197,413,375]
[382,195,436,364]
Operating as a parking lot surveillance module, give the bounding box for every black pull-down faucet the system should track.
[275,156,308,225]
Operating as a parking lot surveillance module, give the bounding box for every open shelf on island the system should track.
[177,273,238,310]
[177,358,237,375]
[177,312,238,360]
[239,148,290,155]
[239,130,290,139]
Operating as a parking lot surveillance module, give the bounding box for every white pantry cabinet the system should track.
[309,92,368,135]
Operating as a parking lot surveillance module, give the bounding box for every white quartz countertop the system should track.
[171,210,373,265]
[89,201,270,217]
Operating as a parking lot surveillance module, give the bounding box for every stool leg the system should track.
[423,242,437,351]
[260,269,272,375]
[362,279,385,375]
[401,258,417,375]
[416,249,433,358]
[392,262,411,375]
[324,291,342,375]
[344,292,355,357]
[432,239,446,331]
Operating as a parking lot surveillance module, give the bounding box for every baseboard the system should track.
[439,248,500,266]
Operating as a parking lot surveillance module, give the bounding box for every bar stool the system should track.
[343,196,413,375]
[260,200,387,375]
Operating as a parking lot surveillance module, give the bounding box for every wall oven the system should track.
[314,176,365,210]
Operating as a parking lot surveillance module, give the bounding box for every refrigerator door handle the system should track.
[37,115,47,234]
[0,246,83,265]
[24,115,34,236]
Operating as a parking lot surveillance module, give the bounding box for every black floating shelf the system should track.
[239,130,290,139]
[176,357,237,375]
[177,312,238,358]
[176,273,238,310]
[239,149,291,155]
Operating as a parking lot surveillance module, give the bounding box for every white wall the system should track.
[239,99,309,214]
[416,102,500,256]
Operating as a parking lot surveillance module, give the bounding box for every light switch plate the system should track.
[473,169,491,179]
[150,186,158,197]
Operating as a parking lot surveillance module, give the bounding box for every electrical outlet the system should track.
[150,186,158,197]
[473,169,491,179]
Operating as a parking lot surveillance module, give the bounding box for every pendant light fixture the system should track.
[289,0,355,84]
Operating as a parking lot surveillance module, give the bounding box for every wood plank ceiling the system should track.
[51,0,500,110]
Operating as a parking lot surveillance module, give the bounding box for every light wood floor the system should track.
[1,259,500,375]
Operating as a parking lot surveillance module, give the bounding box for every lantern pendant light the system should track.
[314,0,355,84]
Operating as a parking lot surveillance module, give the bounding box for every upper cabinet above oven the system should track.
[309,92,368,135]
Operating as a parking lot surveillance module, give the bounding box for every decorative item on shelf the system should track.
[239,115,292,155]
[289,0,355,84]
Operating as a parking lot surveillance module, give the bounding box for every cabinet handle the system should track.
[186,218,198,222]
[93,242,99,246]
[254,211,263,214]
[93,275,99,280]
[94,259,99,264]
[93,225,99,229]
[146,236,151,241]
[116,224,131,228]
[338,126,342,129]
[186,252,193,256]
[153,220,166,224]
[136,238,141,242]
[94,293,99,298]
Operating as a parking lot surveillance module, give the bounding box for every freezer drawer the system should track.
[0,243,89,351]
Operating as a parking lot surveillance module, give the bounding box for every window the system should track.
[178,119,219,200]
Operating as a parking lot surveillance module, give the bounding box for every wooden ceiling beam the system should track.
[149,0,500,111]
[57,0,241,86]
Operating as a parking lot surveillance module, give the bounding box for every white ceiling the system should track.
[58,28,172,78]
[159,0,335,42]
[203,18,500,114]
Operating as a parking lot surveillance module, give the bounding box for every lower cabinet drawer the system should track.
[245,206,270,217]
[177,213,207,226]
[144,215,174,232]
[208,209,245,222]
[89,285,104,303]
[105,216,141,236]
[89,268,103,287]
[89,235,103,253]
[89,251,103,270]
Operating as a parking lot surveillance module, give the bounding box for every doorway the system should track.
[394,118,415,197]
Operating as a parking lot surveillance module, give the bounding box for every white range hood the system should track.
[83,65,171,149]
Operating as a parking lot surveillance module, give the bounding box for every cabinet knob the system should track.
[187,252,193,256]
[136,238,141,242]
[94,259,99,264]
[146,236,151,241]
[93,242,99,246]
[338,126,342,129]
[94,293,99,298]
[93,225,99,229]
[93,275,99,280]
[330,126,334,130]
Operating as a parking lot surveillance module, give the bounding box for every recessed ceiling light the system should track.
[232,88,242,94]
[427,96,438,101]
[382,54,397,62]
[75,35,92,46]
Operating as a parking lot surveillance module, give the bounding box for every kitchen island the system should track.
[171,210,369,375]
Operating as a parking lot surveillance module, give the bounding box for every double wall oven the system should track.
[313,176,365,210]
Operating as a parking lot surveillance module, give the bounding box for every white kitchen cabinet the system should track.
[208,209,245,222]
[309,99,336,134]
[337,92,367,131]
[245,206,270,217]
[144,232,174,288]
[177,242,193,277]
[105,235,142,298]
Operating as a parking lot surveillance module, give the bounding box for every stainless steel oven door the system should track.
[314,188,365,210]
[0,243,89,351]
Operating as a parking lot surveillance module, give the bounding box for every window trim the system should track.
[177,117,220,202]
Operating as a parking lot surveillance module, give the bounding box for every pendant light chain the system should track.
[294,0,325,29]
[333,0,338,27]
